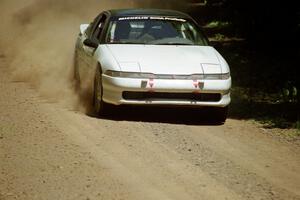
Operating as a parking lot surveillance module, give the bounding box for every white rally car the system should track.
[74,9,231,122]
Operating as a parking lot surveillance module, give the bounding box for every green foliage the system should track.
[205,21,230,29]
[214,33,225,41]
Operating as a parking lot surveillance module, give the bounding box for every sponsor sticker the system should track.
[118,16,186,22]
[149,78,154,88]
[148,78,155,92]
[193,80,198,88]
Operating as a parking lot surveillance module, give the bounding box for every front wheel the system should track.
[73,50,81,90]
[93,67,109,116]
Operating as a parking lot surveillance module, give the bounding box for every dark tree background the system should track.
[190,0,300,51]
[187,0,300,128]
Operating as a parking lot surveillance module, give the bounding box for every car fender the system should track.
[213,48,230,74]
[94,45,121,74]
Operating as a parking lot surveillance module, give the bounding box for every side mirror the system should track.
[80,24,89,35]
[83,38,98,49]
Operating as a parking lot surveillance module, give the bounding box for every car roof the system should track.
[107,9,191,19]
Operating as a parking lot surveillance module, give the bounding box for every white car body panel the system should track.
[105,44,226,74]
[101,75,231,106]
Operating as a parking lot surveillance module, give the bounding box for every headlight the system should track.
[105,70,230,80]
[204,73,230,80]
[105,70,154,79]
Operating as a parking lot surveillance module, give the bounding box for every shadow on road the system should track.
[88,105,224,126]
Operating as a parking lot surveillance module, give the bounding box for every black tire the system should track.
[73,50,81,90]
[214,106,228,124]
[93,66,109,116]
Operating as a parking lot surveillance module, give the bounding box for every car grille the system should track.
[122,92,221,102]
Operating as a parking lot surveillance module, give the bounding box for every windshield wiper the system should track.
[109,41,146,45]
[153,42,193,45]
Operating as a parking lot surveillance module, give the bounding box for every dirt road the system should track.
[1,0,300,199]
[1,53,300,200]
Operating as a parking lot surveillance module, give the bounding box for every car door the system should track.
[76,14,102,81]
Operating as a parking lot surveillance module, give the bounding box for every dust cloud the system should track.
[0,0,183,111]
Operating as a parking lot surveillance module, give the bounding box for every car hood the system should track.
[106,44,222,74]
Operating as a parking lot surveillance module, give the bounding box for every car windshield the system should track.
[105,16,208,45]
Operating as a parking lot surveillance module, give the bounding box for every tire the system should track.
[73,50,81,90]
[93,66,109,116]
[214,106,228,124]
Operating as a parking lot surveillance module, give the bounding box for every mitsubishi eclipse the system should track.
[74,9,231,122]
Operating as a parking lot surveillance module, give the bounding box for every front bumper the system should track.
[101,75,231,107]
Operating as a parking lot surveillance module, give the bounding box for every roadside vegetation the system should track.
[188,0,300,129]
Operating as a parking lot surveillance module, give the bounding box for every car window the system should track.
[92,15,108,41]
[106,17,208,45]
[85,14,103,39]
[85,23,93,38]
